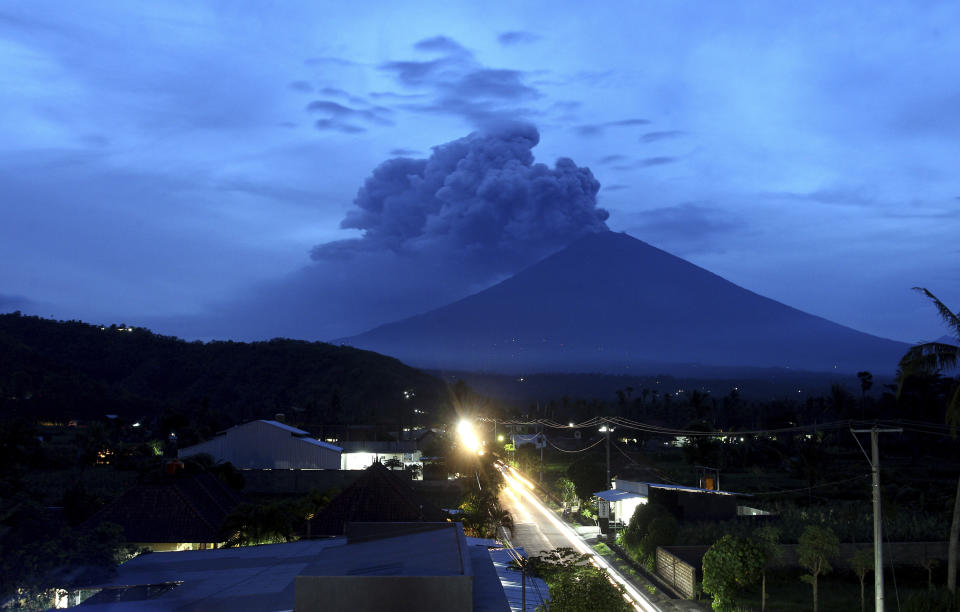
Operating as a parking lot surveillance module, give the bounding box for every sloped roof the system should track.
[86,472,243,543]
[307,462,446,537]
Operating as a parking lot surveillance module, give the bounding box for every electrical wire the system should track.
[546,436,606,453]
[748,474,870,496]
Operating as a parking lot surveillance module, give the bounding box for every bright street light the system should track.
[457,419,480,454]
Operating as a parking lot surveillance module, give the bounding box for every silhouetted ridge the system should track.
[340,231,908,374]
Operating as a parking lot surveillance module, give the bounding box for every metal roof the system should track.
[593,489,644,502]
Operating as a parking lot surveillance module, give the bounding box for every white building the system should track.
[178,420,341,470]
[338,440,422,476]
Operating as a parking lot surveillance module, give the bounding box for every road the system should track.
[497,463,663,612]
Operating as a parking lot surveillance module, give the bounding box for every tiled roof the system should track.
[307,462,446,537]
[86,472,243,543]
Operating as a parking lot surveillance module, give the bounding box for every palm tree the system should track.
[898,287,960,592]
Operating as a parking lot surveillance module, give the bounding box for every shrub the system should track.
[701,535,764,611]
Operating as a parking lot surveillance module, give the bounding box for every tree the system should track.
[545,566,632,612]
[754,525,782,612]
[850,548,874,612]
[555,477,579,510]
[459,489,513,539]
[518,548,631,612]
[898,287,960,593]
[701,535,764,611]
[622,503,676,569]
[857,371,873,418]
[565,459,606,503]
[798,525,839,612]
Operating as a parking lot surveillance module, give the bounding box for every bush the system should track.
[902,588,960,612]
[701,535,764,611]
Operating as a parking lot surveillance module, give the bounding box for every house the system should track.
[339,439,422,475]
[594,479,741,531]
[65,522,511,611]
[178,420,341,470]
[84,471,243,551]
[307,462,446,537]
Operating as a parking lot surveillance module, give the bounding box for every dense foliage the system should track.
[620,502,677,570]
[519,547,631,612]
[0,313,450,431]
[701,535,764,611]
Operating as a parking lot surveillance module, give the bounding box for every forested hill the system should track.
[0,312,448,426]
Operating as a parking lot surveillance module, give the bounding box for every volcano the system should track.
[338,231,908,374]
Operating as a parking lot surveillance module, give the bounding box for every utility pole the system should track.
[601,419,611,488]
[851,426,901,612]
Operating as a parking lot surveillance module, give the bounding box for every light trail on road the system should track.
[500,464,661,612]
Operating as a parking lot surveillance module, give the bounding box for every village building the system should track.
[178,419,341,470]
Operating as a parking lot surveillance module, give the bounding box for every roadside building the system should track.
[594,479,741,530]
[339,439,422,475]
[65,522,511,611]
[178,420,341,470]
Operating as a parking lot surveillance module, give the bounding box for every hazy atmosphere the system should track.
[2,1,958,343]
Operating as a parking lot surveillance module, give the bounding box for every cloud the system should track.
[306,99,394,132]
[640,130,685,143]
[602,184,629,191]
[599,154,627,165]
[378,36,542,127]
[626,203,743,255]
[0,293,30,312]
[414,36,470,55]
[289,80,313,92]
[613,156,677,170]
[498,31,541,46]
[305,56,361,67]
[576,118,650,136]
[389,148,420,156]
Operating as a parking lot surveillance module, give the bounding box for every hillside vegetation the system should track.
[0,312,449,426]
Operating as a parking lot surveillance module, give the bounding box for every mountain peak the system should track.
[341,232,907,375]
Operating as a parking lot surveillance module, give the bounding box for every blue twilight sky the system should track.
[1,1,958,344]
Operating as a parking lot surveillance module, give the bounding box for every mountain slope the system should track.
[340,231,908,374]
[0,313,448,423]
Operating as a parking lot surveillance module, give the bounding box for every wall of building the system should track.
[294,575,472,612]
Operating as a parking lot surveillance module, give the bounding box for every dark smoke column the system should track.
[312,123,609,278]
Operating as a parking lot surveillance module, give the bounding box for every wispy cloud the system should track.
[306,99,394,132]
[576,118,650,136]
[377,35,542,126]
[498,31,541,46]
[613,156,677,170]
[640,130,685,143]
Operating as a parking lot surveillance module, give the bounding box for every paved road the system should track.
[500,484,572,557]
[497,464,710,612]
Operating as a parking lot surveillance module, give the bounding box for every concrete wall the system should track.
[294,575,472,612]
